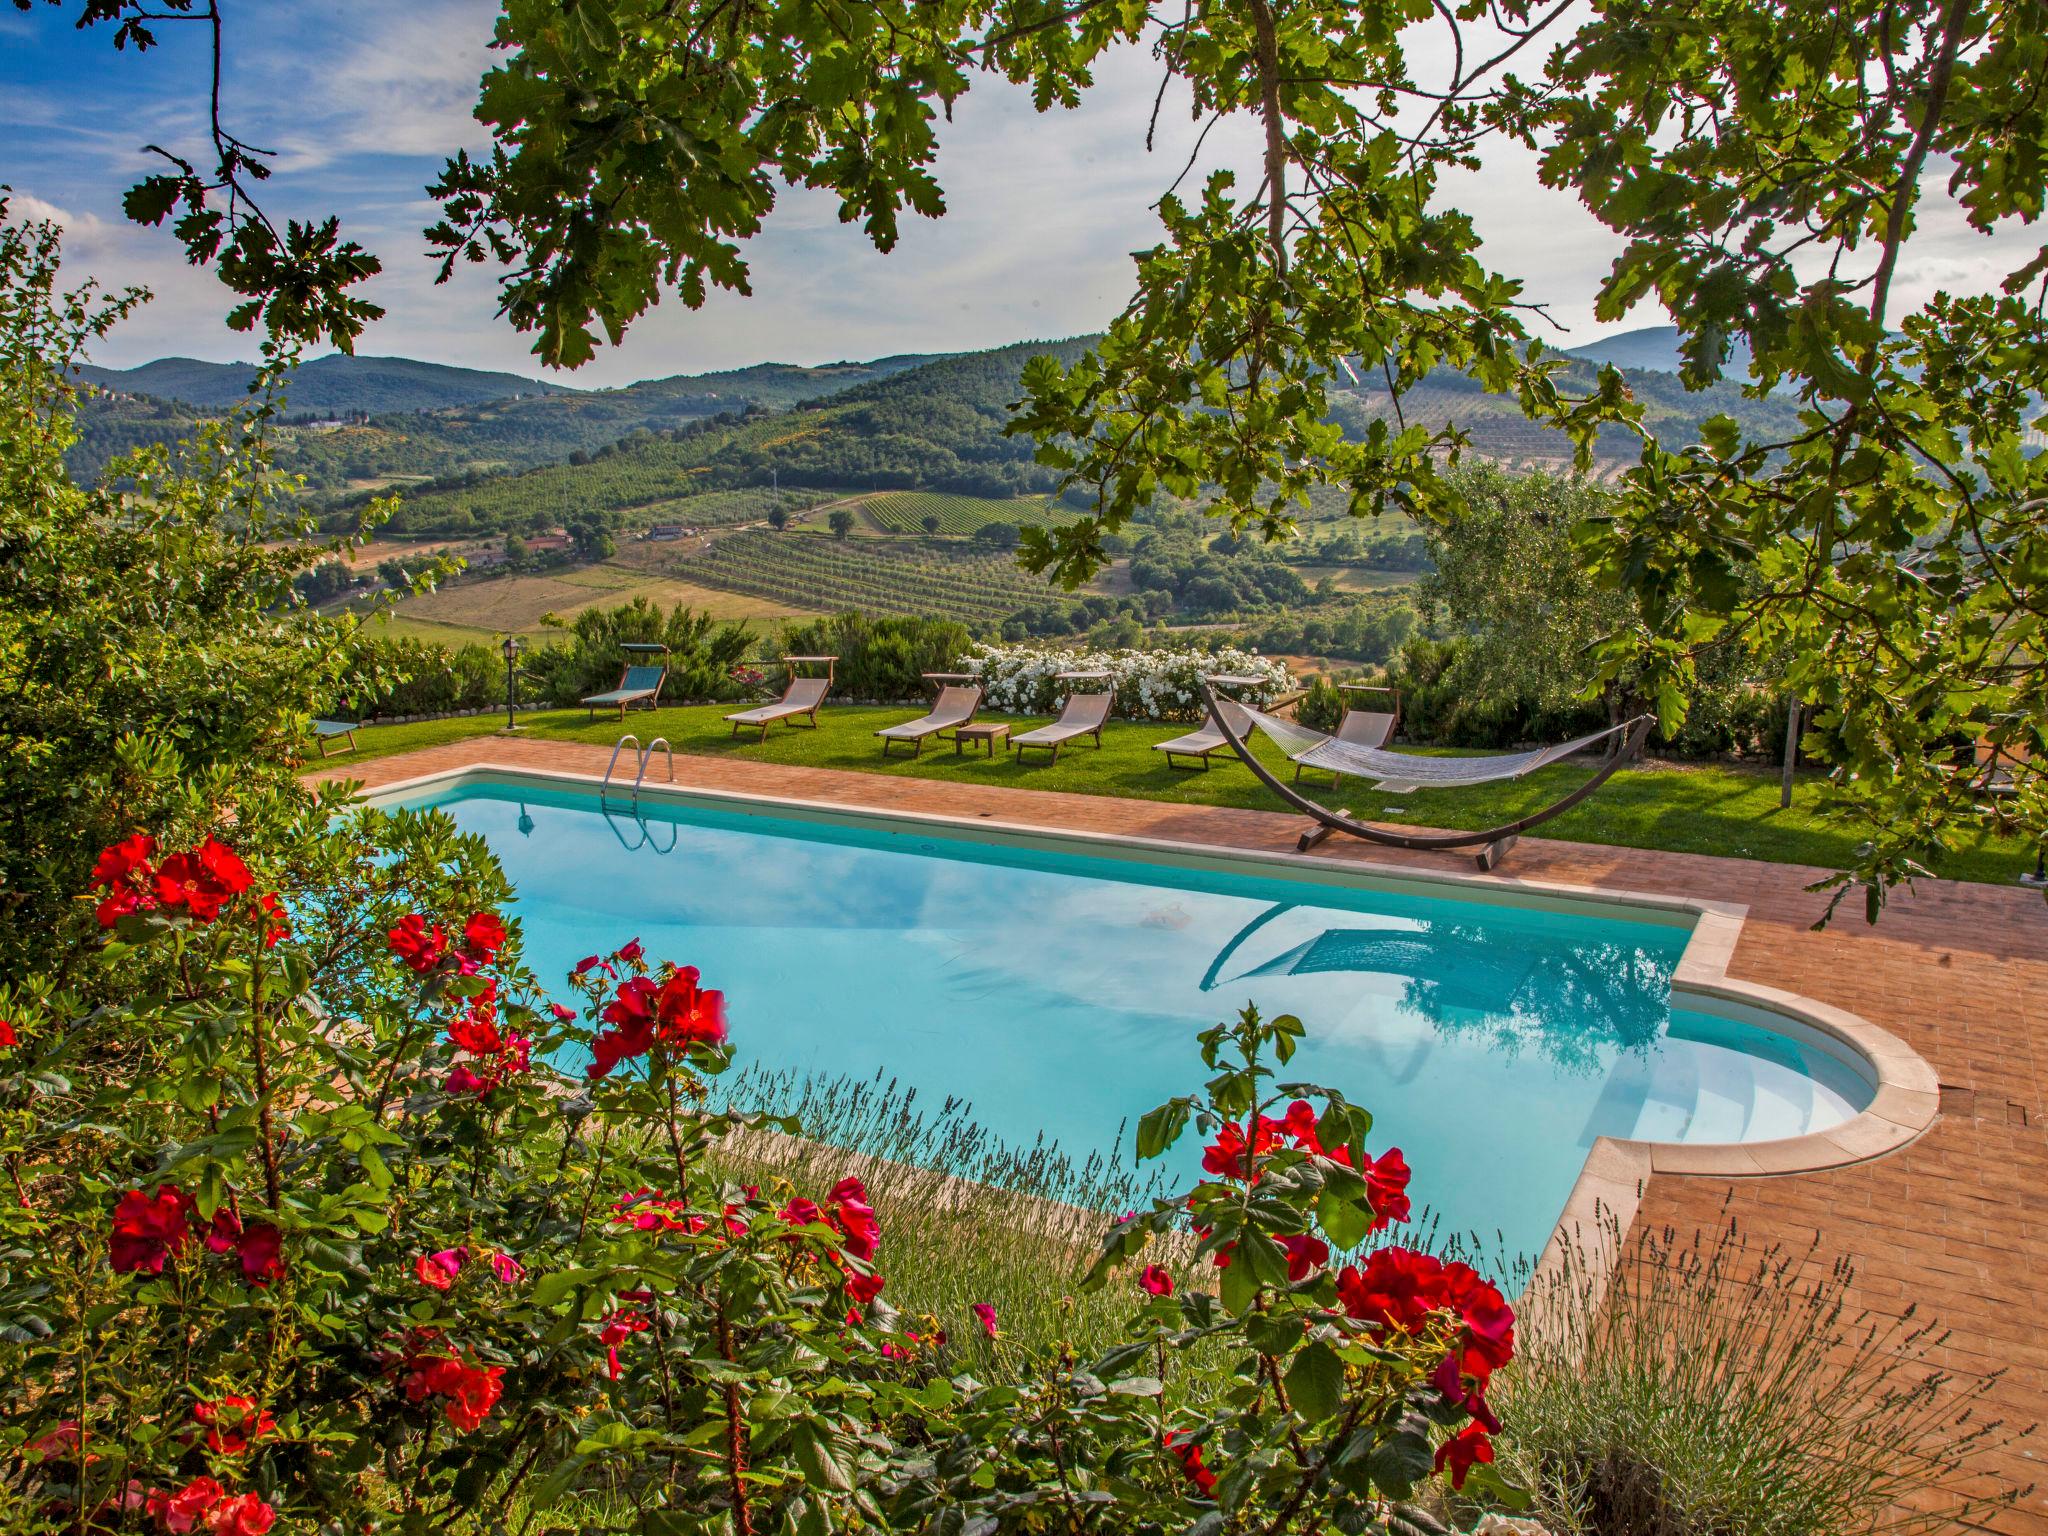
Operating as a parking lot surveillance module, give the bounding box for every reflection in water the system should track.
[1203,904,1668,1075]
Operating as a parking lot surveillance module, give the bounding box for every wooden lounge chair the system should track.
[726,675,831,741]
[1153,697,1256,770]
[1294,690,1400,784]
[583,644,669,721]
[314,718,359,757]
[1011,688,1112,763]
[876,685,981,757]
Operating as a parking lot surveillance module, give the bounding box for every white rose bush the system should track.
[966,644,1291,721]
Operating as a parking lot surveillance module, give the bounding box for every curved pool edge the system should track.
[1525,927,1941,1321]
[357,759,1942,1306]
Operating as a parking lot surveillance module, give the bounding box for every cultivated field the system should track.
[851,490,1069,535]
[673,528,1062,623]
[384,559,814,638]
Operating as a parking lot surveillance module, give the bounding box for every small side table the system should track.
[954,722,1009,757]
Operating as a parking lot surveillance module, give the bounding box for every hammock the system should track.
[1241,707,1637,792]
[1199,678,1654,869]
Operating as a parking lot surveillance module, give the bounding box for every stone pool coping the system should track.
[359,758,1943,1296]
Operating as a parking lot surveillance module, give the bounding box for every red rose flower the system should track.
[652,966,725,1047]
[462,911,507,959]
[1163,1431,1218,1496]
[93,833,161,927]
[96,887,151,928]
[155,838,251,922]
[1139,1264,1174,1296]
[598,1308,650,1379]
[445,1064,488,1096]
[617,938,644,963]
[844,1269,885,1306]
[148,1476,224,1534]
[548,1002,575,1022]
[110,1185,196,1274]
[234,1222,284,1287]
[0,1019,16,1050]
[1364,1147,1412,1231]
[1279,1232,1330,1282]
[191,1398,276,1455]
[586,977,659,1078]
[971,1302,999,1340]
[415,1249,466,1290]
[490,1251,526,1284]
[827,1176,880,1261]
[251,892,289,949]
[206,1492,275,1536]
[779,1196,825,1230]
[388,914,447,973]
[402,1352,503,1431]
[1335,1245,1444,1336]
[92,832,157,888]
[1433,1422,1494,1490]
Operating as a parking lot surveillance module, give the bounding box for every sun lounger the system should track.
[726,675,831,741]
[1011,689,1112,763]
[876,685,981,757]
[314,719,359,757]
[1294,702,1399,783]
[583,644,670,721]
[1153,697,1255,770]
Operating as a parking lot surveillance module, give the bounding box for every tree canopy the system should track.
[26,0,2048,913]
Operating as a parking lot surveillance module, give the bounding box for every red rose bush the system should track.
[0,805,1521,1532]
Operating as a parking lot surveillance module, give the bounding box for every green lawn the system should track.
[332,703,2032,885]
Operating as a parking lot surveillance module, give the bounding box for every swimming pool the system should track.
[381,773,1878,1266]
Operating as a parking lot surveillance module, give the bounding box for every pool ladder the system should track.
[601,733,673,810]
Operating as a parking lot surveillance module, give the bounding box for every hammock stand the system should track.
[1198,677,1655,870]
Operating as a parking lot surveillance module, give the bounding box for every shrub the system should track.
[967,642,1291,721]
[1,799,1531,1534]
[1496,1212,2031,1535]
[778,611,974,700]
[0,213,371,979]
[1296,674,1346,734]
[525,596,753,705]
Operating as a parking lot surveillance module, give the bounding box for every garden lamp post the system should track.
[501,635,522,730]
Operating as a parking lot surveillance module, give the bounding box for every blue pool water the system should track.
[402,779,1872,1265]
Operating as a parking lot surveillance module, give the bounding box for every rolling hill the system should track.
[72,353,577,412]
[67,351,961,489]
[71,332,1801,536]
[1564,325,1754,377]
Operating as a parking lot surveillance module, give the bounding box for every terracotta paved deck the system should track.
[319,736,2047,1528]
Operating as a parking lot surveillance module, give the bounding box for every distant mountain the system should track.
[1563,325,1754,378]
[625,354,953,410]
[66,351,962,488]
[68,334,1802,533]
[73,353,579,414]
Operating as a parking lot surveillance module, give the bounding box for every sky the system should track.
[1,1,2031,388]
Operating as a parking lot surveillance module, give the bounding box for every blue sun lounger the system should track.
[583,643,670,721]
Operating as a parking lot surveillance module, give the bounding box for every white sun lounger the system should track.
[1011,689,1113,763]
[725,675,831,741]
[1295,698,1400,784]
[876,685,981,757]
[1153,697,1256,770]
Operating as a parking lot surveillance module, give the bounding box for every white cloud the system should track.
[17,7,2043,380]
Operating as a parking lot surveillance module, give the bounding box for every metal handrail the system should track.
[633,738,674,803]
[602,734,641,809]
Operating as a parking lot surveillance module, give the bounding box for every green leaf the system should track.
[1284,1341,1344,1424]
[1135,1098,1191,1160]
